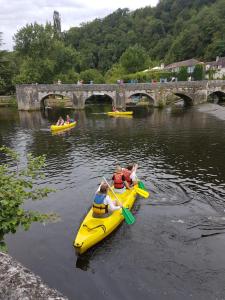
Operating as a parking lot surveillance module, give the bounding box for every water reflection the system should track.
[76,252,91,271]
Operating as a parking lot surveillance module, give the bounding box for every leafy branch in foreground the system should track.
[0,146,57,251]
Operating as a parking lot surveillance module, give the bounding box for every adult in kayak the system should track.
[122,163,138,187]
[65,115,71,124]
[112,165,130,194]
[56,116,64,126]
[92,182,122,218]
[112,105,119,112]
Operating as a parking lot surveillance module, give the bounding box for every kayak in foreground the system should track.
[107,111,133,116]
[74,186,137,255]
[50,121,76,131]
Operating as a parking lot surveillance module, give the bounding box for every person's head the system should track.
[66,115,70,118]
[115,165,122,173]
[126,164,133,171]
[99,183,108,194]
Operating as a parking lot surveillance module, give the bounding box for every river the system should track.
[1,103,225,300]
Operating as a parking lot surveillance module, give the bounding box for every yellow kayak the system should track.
[74,187,137,254]
[50,121,76,131]
[107,111,133,116]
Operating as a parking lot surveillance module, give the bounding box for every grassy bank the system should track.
[0,96,17,108]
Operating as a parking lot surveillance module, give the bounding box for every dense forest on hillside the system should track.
[0,0,225,94]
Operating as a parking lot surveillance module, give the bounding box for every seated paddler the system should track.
[92,182,122,218]
[122,163,138,187]
[112,165,130,194]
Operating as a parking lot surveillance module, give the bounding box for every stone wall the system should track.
[0,252,68,300]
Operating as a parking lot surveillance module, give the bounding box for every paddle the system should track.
[130,165,149,198]
[134,185,149,198]
[103,177,136,225]
[138,180,146,190]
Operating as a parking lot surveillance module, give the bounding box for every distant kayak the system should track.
[50,121,76,131]
[107,111,133,116]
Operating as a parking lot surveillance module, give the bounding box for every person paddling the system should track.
[112,105,120,112]
[65,115,71,124]
[112,165,130,194]
[56,116,64,126]
[123,163,138,187]
[92,182,122,218]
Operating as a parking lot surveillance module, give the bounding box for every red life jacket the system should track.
[123,168,132,185]
[113,173,124,189]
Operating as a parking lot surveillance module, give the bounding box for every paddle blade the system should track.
[134,186,149,199]
[138,181,146,190]
[122,208,135,225]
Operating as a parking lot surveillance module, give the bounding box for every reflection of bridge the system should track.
[16,81,225,110]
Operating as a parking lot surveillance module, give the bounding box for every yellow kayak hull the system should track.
[74,187,137,254]
[107,111,133,116]
[50,121,76,131]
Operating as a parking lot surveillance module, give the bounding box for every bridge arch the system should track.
[84,93,113,106]
[173,93,193,106]
[126,92,155,107]
[208,91,225,104]
[40,92,73,109]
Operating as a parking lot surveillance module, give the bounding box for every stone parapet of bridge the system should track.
[16,81,225,110]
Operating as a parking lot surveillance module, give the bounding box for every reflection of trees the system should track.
[0,108,20,149]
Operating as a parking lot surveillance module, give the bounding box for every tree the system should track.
[193,64,204,80]
[54,69,79,84]
[0,146,56,251]
[80,69,105,84]
[119,45,149,73]
[177,66,188,81]
[13,22,55,58]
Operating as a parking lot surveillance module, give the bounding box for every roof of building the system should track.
[164,59,202,69]
[206,57,225,68]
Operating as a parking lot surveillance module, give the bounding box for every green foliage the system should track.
[177,66,188,81]
[105,63,126,83]
[119,45,149,73]
[0,40,16,94]
[118,69,171,83]
[54,69,79,84]
[13,23,81,85]
[193,64,204,80]
[80,69,105,84]
[3,0,225,92]
[0,146,56,251]
[13,22,55,58]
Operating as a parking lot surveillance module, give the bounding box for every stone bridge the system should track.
[16,81,225,110]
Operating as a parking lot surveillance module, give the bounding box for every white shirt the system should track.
[103,195,121,211]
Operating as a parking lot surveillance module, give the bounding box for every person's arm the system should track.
[124,180,130,189]
[105,195,122,211]
[130,164,138,184]
[122,175,130,189]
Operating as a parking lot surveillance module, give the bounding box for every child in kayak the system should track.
[92,182,122,218]
[65,115,71,124]
[122,163,138,187]
[56,116,64,126]
[112,165,130,194]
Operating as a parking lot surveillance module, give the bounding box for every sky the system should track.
[0,0,159,50]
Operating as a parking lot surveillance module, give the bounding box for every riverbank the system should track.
[0,96,17,107]
[0,252,68,299]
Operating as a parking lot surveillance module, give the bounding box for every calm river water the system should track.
[2,103,225,300]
